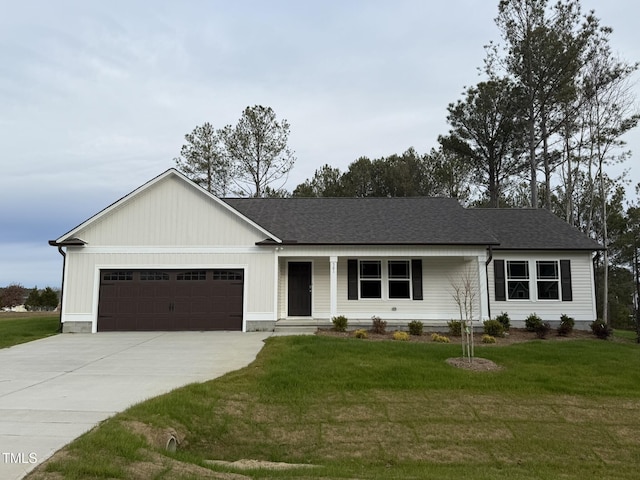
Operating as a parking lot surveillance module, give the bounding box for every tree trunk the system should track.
[635,240,640,343]
[488,159,498,208]
[599,162,609,326]
[528,104,538,208]
[564,127,574,225]
[542,116,552,210]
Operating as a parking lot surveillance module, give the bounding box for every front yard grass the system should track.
[29,335,640,480]
[614,328,639,342]
[0,313,58,348]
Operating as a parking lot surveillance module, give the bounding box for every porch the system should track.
[273,246,490,331]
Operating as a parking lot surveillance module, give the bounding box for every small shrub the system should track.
[483,319,505,337]
[371,315,387,334]
[535,321,551,339]
[431,333,451,343]
[408,320,424,336]
[557,314,575,336]
[393,331,409,341]
[354,329,368,339]
[495,312,511,331]
[331,315,348,332]
[482,334,496,344]
[590,319,612,339]
[447,320,462,336]
[525,313,543,332]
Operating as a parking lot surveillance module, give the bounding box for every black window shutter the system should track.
[494,259,506,301]
[411,259,423,300]
[560,260,572,301]
[347,259,358,300]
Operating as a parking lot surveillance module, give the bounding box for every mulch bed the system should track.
[316,327,596,372]
[445,357,503,371]
[316,327,593,346]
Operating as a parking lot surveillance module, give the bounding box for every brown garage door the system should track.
[98,269,243,331]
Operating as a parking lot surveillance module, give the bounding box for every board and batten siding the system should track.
[58,174,281,332]
[76,175,267,247]
[61,249,276,331]
[487,251,597,325]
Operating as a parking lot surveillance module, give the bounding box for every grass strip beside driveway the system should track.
[28,335,640,480]
[0,315,58,349]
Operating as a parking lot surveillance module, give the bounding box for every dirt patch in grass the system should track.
[206,459,318,471]
[126,450,252,480]
[28,447,251,480]
[446,357,503,371]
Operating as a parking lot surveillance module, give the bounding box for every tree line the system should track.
[174,0,639,330]
[0,285,59,311]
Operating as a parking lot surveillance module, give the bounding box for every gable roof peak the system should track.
[51,168,282,245]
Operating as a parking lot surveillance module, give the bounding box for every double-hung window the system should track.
[536,261,559,300]
[495,259,572,302]
[507,261,529,299]
[360,261,382,298]
[388,260,411,299]
[348,259,421,300]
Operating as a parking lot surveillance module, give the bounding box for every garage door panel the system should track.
[189,298,210,314]
[98,269,243,331]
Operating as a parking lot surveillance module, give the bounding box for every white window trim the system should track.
[535,260,561,301]
[504,259,563,302]
[388,259,412,300]
[357,259,413,300]
[506,260,530,301]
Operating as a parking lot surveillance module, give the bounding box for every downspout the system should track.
[49,237,86,333]
[485,245,493,319]
[55,246,66,333]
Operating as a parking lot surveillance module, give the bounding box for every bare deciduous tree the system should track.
[450,268,479,363]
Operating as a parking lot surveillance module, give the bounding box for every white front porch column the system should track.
[477,254,490,321]
[330,256,338,319]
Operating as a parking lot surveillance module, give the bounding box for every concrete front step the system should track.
[273,320,327,335]
[272,326,318,336]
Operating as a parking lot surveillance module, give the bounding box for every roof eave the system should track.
[256,241,501,247]
[491,246,605,251]
[48,238,87,247]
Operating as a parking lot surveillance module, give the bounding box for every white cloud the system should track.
[1,0,639,287]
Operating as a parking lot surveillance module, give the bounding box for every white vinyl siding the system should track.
[62,249,276,325]
[489,252,596,323]
[312,259,330,316]
[334,256,478,322]
[75,175,267,246]
[275,247,487,323]
[59,173,281,331]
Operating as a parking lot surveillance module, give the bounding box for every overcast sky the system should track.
[1,0,638,289]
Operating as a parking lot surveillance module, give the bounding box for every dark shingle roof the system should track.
[224,197,499,245]
[224,197,602,251]
[470,208,603,250]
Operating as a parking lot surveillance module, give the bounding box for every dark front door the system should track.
[288,262,312,316]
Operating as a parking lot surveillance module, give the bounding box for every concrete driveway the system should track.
[0,331,271,480]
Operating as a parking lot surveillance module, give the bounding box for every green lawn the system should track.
[29,334,640,480]
[0,314,59,348]
[614,328,639,342]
